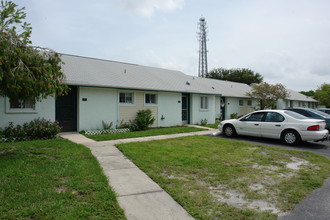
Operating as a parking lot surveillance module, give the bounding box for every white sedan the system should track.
[218,110,329,145]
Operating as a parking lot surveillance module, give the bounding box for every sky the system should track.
[14,0,330,91]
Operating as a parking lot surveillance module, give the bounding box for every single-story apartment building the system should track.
[0,54,318,131]
[1,54,222,131]
[277,89,318,109]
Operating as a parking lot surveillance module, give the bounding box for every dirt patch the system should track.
[211,189,281,214]
[286,157,309,170]
[54,185,69,193]
[71,189,84,198]
[208,158,310,215]
[162,170,189,181]
[249,183,264,191]
[54,186,84,197]
[252,163,280,171]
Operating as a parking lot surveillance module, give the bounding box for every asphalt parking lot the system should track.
[208,133,330,220]
[210,133,330,158]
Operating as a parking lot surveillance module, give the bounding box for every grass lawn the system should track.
[0,138,126,219]
[85,126,206,141]
[202,123,219,129]
[117,136,330,220]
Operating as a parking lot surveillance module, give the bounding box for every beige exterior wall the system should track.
[119,91,158,127]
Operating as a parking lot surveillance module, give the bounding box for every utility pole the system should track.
[197,17,208,78]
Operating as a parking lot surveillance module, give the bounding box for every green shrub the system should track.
[102,121,113,130]
[0,128,3,138]
[116,120,130,129]
[2,118,61,141]
[130,109,155,131]
[200,118,208,126]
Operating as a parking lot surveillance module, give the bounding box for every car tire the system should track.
[223,125,237,137]
[281,130,301,145]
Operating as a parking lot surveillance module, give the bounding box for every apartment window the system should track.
[119,93,133,103]
[10,98,35,109]
[6,97,37,114]
[247,100,252,106]
[200,96,208,109]
[145,94,157,104]
[239,100,244,106]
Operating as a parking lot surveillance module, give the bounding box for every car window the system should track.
[265,112,285,122]
[310,109,330,118]
[294,109,311,117]
[284,111,308,119]
[241,112,265,122]
[308,111,323,119]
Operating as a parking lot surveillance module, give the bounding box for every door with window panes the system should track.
[182,94,190,124]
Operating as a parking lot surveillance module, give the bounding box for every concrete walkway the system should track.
[60,127,216,220]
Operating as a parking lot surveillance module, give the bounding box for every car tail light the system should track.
[307,125,320,131]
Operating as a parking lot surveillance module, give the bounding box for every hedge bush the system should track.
[1,118,61,141]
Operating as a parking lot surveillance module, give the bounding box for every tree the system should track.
[206,68,263,85]
[300,90,315,97]
[246,82,289,110]
[0,1,68,101]
[314,83,330,107]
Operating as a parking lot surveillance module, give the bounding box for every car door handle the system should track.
[275,125,281,127]
[254,124,259,126]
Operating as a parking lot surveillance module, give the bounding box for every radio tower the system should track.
[197,17,208,78]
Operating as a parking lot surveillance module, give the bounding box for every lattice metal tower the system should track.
[197,17,208,78]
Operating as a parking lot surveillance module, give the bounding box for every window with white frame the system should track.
[200,96,208,109]
[6,97,37,113]
[247,100,252,106]
[239,100,244,106]
[119,93,133,104]
[10,98,35,109]
[145,94,157,104]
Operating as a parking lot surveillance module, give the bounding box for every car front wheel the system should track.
[282,130,301,145]
[223,125,237,137]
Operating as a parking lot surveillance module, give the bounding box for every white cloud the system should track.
[114,0,184,17]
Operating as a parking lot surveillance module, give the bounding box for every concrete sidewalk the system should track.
[60,127,217,220]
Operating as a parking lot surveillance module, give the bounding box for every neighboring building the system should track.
[277,89,318,109]
[190,77,259,120]
[0,54,319,131]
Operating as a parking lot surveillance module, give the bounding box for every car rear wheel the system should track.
[282,130,301,145]
[223,125,237,137]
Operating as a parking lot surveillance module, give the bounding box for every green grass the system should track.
[0,138,126,219]
[202,123,219,129]
[117,136,330,220]
[85,126,206,141]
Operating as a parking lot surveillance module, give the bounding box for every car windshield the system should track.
[284,110,308,119]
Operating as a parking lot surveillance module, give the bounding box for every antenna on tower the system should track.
[197,16,208,78]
